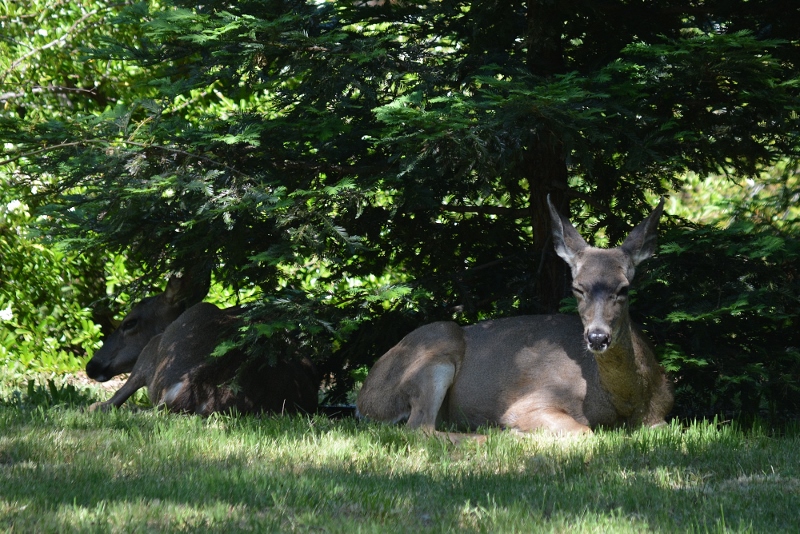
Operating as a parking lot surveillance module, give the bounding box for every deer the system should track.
[356,196,673,436]
[85,274,319,415]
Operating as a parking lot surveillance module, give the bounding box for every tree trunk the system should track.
[525,141,570,313]
[525,1,571,313]
[526,0,565,77]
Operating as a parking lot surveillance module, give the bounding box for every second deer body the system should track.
[356,197,673,434]
[86,276,319,415]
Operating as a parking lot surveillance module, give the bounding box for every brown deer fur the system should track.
[86,276,318,415]
[356,197,673,434]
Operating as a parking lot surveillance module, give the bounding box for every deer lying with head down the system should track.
[86,275,319,415]
[356,196,673,435]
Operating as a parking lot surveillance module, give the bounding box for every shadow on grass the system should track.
[1,409,797,532]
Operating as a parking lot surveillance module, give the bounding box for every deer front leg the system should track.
[88,372,147,412]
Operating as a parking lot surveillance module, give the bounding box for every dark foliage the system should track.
[636,220,800,425]
[2,1,800,417]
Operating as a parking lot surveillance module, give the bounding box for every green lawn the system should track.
[1,378,798,533]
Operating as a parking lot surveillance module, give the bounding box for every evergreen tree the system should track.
[2,1,799,407]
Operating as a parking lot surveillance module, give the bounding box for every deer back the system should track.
[142,302,319,415]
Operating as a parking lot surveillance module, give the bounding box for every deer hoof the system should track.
[88,401,111,413]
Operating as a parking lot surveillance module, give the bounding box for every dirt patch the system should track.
[61,371,128,393]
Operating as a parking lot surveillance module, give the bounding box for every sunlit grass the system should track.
[1,393,798,533]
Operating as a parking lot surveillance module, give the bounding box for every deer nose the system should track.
[85,359,110,382]
[587,330,610,352]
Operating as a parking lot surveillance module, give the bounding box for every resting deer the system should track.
[356,196,673,434]
[86,275,319,415]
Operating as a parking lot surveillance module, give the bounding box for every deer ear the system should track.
[621,197,665,266]
[163,260,213,308]
[548,194,588,271]
[163,275,190,307]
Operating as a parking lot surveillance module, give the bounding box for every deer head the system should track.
[547,195,664,353]
[85,274,206,382]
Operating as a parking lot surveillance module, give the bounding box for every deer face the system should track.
[547,195,664,355]
[570,248,634,353]
[85,293,184,382]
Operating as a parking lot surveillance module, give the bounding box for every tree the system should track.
[2,1,799,407]
[1,0,149,372]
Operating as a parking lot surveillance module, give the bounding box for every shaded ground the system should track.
[62,371,127,393]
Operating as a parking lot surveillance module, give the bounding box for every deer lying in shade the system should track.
[86,276,319,415]
[356,196,673,435]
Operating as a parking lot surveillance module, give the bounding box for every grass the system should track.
[1,377,799,532]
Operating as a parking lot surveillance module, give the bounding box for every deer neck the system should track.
[593,320,648,420]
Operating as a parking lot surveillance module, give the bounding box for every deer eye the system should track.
[122,319,138,332]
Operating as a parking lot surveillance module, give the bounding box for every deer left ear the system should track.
[621,197,665,266]
[548,195,589,272]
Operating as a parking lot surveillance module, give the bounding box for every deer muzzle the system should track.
[586,329,611,353]
[85,359,112,382]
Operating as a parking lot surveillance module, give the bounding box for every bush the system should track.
[636,179,800,425]
[0,191,105,374]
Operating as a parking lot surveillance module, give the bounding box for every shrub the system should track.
[636,175,800,425]
[0,192,104,374]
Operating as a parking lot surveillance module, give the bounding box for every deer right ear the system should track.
[164,259,213,309]
[547,195,588,271]
[163,275,189,307]
[621,197,665,267]
[163,260,213,308]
